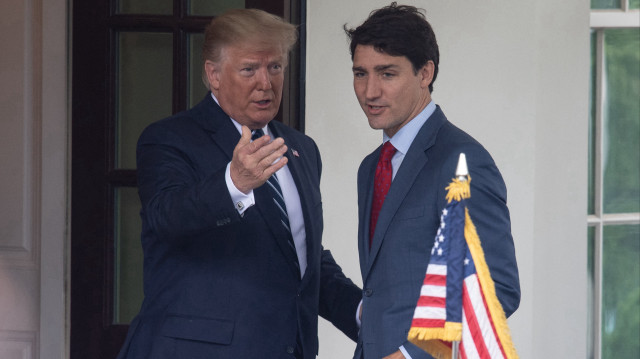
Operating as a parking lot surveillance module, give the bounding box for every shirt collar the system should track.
[383,100,437,155]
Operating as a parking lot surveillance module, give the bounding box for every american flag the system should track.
[407,177,518,359]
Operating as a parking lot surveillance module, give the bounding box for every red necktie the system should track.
[369,141,397,248]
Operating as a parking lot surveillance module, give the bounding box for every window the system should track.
[588,1,639,358]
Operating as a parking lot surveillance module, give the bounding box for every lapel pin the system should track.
[292,149,299,157]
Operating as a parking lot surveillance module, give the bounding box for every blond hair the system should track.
[201,9,298,88]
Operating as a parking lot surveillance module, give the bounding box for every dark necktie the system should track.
[369,141,397,248]
[252,129,300,272]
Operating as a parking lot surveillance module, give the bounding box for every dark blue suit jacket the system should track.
[354,106,520,359]
[117,94,361,359]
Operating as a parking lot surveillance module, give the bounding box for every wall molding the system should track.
[0,330,37,359]
[0,0,41,271]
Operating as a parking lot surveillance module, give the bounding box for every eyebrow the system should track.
[352,64,398,72]
[374,64,398,72]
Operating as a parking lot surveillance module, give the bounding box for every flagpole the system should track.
[451,153,468,359]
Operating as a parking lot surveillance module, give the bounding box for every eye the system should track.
[382,72,395,78]
[353,71,366,78]
[240,67,255,75]
[269,63,283,74]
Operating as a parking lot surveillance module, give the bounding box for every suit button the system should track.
[364,288,373,297]
[286,346,295,354]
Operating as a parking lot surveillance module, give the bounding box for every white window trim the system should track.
[589,2,640,358]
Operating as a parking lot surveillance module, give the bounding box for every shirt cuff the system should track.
[225,162,255,215]
[399,345,412,359]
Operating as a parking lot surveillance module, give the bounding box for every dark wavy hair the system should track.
[344,2,439,92]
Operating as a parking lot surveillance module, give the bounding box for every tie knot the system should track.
[380,141,397,162]
[251,128,265,141]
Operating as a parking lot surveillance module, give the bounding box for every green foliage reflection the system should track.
[602,29,640,214]
[602,225,640,359]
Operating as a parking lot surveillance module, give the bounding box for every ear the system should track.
[419,60,435,90]
[204,60,221,91]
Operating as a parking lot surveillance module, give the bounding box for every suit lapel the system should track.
[362,107,447,281]
[196,93,239,161]
[358,151,377,274]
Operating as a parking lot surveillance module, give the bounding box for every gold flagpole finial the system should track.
[446,153,471,203]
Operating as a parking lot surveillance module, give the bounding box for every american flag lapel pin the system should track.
[291,149,299,157]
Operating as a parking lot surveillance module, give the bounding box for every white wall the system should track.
[0,0,69,358]
[306,1,589,358]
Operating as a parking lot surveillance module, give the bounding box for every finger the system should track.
[249,134,273,154]
[238,125,252,146]
[253,137,285,158]
[259,144,288,171]
[262,154,288,179]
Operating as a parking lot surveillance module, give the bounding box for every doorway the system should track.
[70,1,303,357]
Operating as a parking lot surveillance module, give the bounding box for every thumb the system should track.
[238,125,252,145]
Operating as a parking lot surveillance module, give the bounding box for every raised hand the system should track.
[229,125,288,194]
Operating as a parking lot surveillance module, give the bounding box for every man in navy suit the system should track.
[344,3,521,358]
[117,9,361,359]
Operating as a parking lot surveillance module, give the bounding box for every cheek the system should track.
[353,84,366,102]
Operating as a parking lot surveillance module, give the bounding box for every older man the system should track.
[116,9,361,359]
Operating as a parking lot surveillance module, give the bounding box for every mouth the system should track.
[254,99,273,108]
[367,104,385,114]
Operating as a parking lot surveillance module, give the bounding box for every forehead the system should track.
[352,45,411,69]
[223,42,286,63]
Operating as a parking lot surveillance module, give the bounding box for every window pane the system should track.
[589,30,597,215]
[117,0,172,15]
[114,187,144,324]
[189,32,208,108]
[591,0,622,9]
[587,226,596,359]
[631,0,640,9]
[601,224,640,359]
[188,0,245,16]
[602,29,640,214]
[117,32,173,169]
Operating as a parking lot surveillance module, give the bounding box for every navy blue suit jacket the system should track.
[354,107,520,359]
[117,94,361,359]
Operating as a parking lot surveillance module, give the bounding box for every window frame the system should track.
[588,2,640,358]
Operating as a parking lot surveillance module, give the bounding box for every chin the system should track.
[250,116,275,128]
[367,118,385,130]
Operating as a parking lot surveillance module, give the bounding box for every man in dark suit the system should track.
[344,3,521,359]
[117,9,361,359]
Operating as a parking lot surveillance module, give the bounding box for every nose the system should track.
[256,68,272,90]
[364,76,381,100]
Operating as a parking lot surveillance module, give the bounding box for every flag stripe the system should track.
[461,309,480,359]
[413,306,446,319]
[424,274,447,286]
[426,264,448,275]
[410,318,445,327]
[417,295,445,308]
[474,276,509,359]
[460,341,468,359]
[463,275,505,359]
[420,285,446,297]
